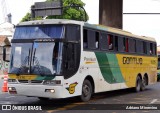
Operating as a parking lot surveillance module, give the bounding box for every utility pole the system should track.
[99,0,123,29]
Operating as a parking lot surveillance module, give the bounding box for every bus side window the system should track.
[152,43,156,56]
[125,38,129,52]
[87,29,96,49]
[83,29,88,49]
[115,36,118,51]
[100,33,108,50]
[143,41,147,54]
[95,32,99,49]
[150,43,153,55]
[147,42,156,56]
[154,43,157,55]
[123,38,125,51]
[108,34,113,50]
[136,40,143,54]
[123,38,129,52]
[129,38,136,53]
[118,37,124,52]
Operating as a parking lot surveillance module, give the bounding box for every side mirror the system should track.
[3,45,11,62]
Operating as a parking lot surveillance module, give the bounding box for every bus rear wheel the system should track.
[141,76,147,91]
[80,79,92,102]
[135,76,141,92]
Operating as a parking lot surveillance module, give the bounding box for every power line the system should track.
[123,13,160,15]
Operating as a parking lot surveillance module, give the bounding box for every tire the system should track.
[80,79,92,102]
[135,76,141,92]
[38,97,49,100]
[141,76,147,91]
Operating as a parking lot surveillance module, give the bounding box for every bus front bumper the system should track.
[8,84,65,98]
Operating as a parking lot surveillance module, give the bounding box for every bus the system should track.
[4,19,157,101]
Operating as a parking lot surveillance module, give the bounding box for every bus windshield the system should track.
[9,42,62,75]
[10,43,32,74]
[31,42,59,75]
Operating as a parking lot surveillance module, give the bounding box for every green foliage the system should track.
[21,13,31,22]
[21,0,88,22]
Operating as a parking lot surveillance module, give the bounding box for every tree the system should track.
[21,13,31,22]
[21,0,88,22]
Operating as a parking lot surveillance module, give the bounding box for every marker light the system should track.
[43,80,61,85]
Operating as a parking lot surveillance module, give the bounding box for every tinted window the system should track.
[83,29,99,50]
[88,30,96,49]
[66,25,80,41]
[118,37,124,52]
[136,40,143,54]
[115,36,118,51]
[129,38,136,53]
[100,33,108,50]
[143,42,147,54]
[108,34,114,50]
[83,29,88,49]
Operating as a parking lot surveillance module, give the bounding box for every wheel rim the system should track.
[83,84,90,97]
[143,77,147,86]
[137,80,140,91]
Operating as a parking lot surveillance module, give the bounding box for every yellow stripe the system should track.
[8,74,37,80]
[85,62,96,64]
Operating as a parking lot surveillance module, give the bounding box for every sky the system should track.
[0,0,160,45]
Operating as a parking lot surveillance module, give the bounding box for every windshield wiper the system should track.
[16,49,30,75]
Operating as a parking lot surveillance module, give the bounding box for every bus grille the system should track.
[18,80,43,84]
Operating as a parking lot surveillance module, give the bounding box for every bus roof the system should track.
[17,19,84,26]
[17,19,156,42]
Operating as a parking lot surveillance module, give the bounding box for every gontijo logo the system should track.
[123,57,143,65]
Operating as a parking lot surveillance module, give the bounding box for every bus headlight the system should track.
[8,87,17,94]
[43,80,61,85]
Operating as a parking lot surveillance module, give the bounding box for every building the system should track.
[0,36,10,78]
[0,21,15,42]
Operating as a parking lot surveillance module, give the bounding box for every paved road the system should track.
[0,80,160,113]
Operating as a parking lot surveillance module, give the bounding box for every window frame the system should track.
[83,27,157,57]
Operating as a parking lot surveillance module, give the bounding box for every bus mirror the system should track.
[3,45,11,62]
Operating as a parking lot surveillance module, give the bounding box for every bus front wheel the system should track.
[80,79,92,102]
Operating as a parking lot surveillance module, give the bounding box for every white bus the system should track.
[5,19,157,101]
